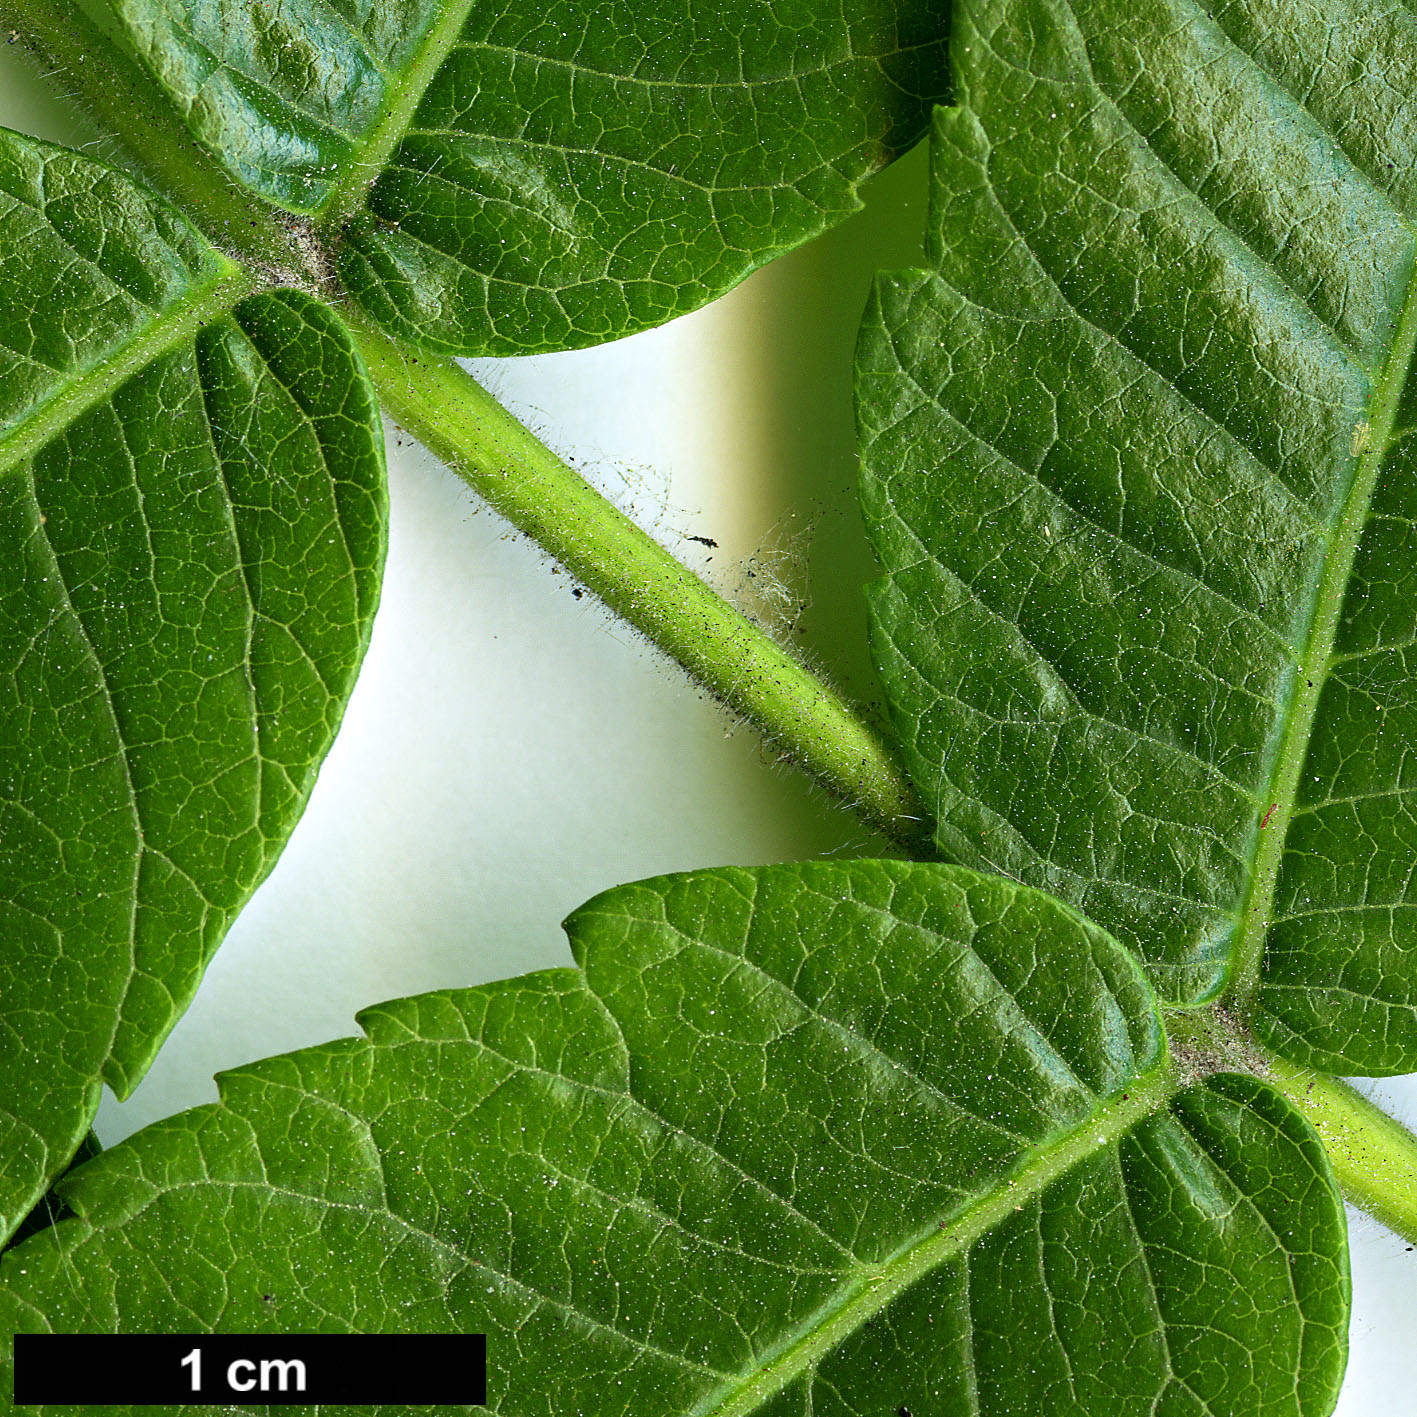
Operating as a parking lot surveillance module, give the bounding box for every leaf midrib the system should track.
[1227,244,1417,1010]
[310,17,904,232]
[696,1061,1178,1417]
[0,261,256,481]
[314,0,480,231]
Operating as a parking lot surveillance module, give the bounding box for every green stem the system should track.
[4,0,931,843]
[345,304,931,846]
[0,0,302,272]
[1267,1057,1417,1246]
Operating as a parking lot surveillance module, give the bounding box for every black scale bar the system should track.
[13,1333,487,1405]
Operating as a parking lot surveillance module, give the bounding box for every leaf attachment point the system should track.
[101,0,950,353]
[860,0,1417,1076]
[1,863,1349,1414]
[0,129,387,1243]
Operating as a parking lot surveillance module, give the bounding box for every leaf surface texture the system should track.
[105,0,947,353]
[0,130,386,1241]
[859,0,1417,1069]
[0,862,1348,1415]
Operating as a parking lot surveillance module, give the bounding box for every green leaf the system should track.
[0,129,386,1242]
[859,0,1417,1068]
[0,862,1348,1415]
[3,1133,101,1254]
[99,0,947,354]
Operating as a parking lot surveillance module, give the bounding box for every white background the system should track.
[4,47,1417,1412]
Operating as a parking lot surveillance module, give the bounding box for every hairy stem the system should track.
[1267,1058,1417,1247]
[344,305,930,845]
[0,0,303,272]
[4,0,929,843]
